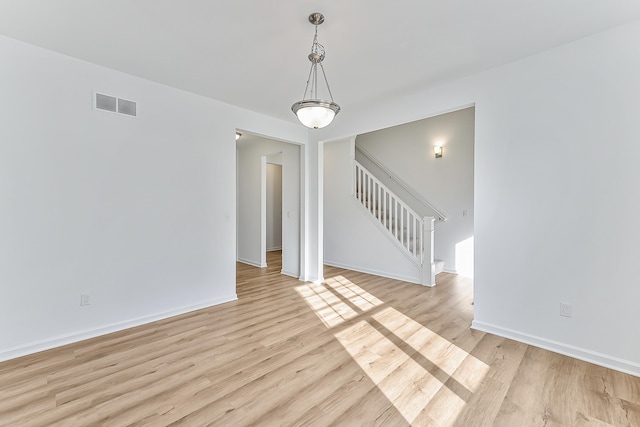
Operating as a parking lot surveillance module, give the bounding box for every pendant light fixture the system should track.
[291,12,340,129]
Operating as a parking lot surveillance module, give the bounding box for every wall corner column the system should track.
[301,138,324,283]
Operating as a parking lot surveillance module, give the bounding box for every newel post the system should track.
[421,216,436,287]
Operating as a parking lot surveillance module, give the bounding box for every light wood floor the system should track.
[1,251,639,426]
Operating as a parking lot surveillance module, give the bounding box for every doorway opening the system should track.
[236,132,301,279]
[265,157,283,254]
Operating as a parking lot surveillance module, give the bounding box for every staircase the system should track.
[354,160,444,286]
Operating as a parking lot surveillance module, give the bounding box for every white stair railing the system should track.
[355,144,446,221]
[354,160,436,286]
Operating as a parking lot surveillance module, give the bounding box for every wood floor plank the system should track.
[1,251,639,426]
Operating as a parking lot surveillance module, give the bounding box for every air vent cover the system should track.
[95,93,117,112]
[117,98,137,116]
[95,93,137,117]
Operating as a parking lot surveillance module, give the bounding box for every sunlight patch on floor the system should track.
[372,307,489,392]
[295,276,384,328]
[297,275,488,425]
[334,309,488,425]
[295,283,358,327]
[335,320,435,421]
[325,275,384,312]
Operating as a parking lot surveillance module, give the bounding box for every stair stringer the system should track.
[324,196,423,285]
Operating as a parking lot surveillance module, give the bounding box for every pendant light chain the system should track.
[319,62,335,102]
[301,63,314,100]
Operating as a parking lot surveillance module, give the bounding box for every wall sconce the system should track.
[434,146,443,158]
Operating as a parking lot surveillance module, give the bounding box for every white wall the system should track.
[266,163,283,251]
[316,20,640,376]
[355,108,475,275]
[5,15,640,378]
[236,137,300,277]
[324,139,422,283]
[0,35,307,361]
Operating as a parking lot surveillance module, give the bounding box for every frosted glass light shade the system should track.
[292,100,340,129]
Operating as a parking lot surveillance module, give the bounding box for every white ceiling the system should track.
[1,1,639,126]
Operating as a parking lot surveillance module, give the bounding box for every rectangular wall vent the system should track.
[95,93,117,112]
[117,98,137,116]
[95,92,137,117]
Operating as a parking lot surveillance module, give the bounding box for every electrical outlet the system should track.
[560,302,572,318]
[80,294,90,306]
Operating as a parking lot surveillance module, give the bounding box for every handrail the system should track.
[355,144,447,221]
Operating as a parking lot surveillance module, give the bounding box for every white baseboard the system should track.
[471,320,640,378]
[281,269,300,279]
[443,268,458,274]
[324,259,421,285]
[237,257,266,268]
[0,295,238,363]
[267,247,282,252]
